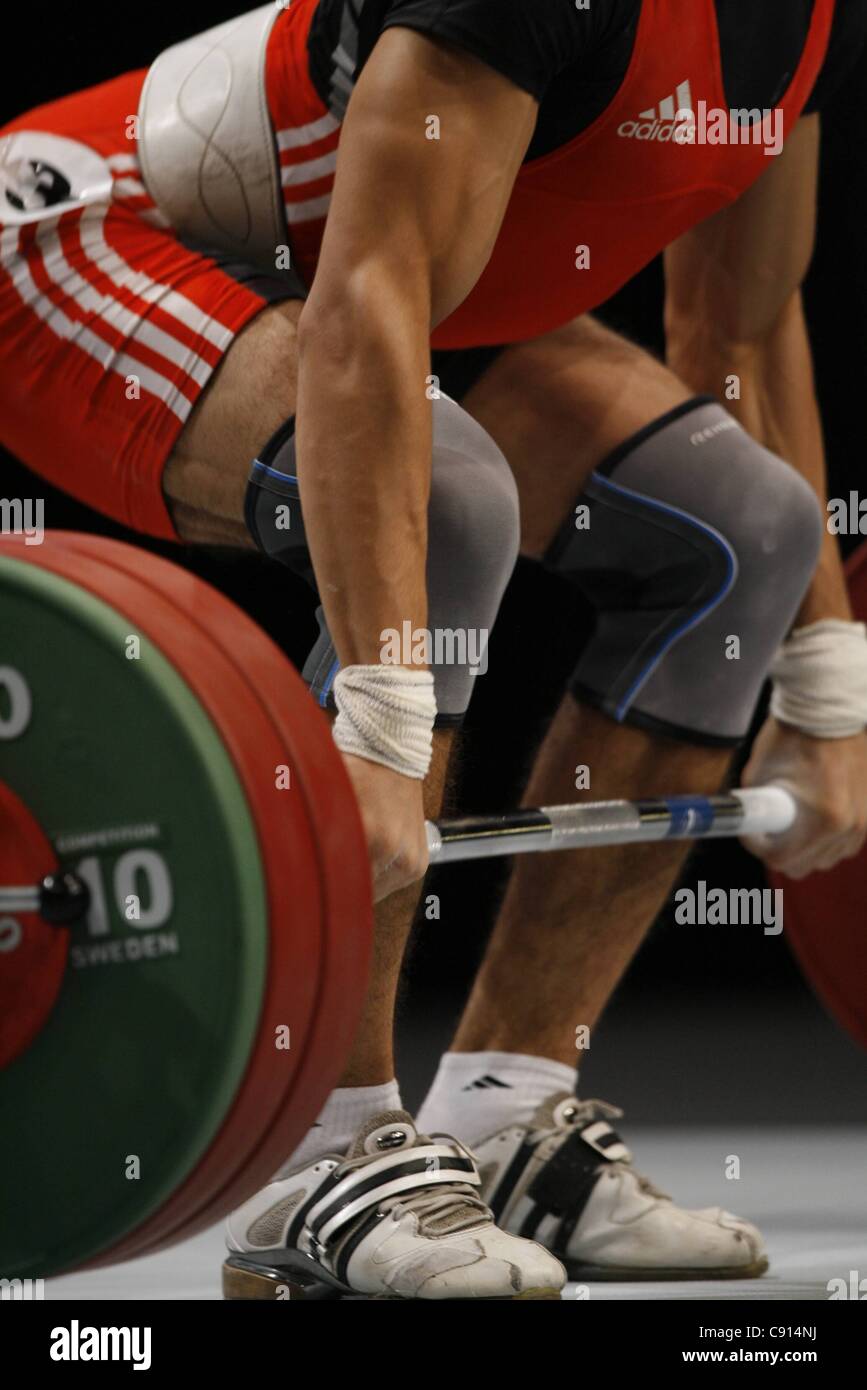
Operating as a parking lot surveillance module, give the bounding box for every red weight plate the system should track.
[5,536,327,1262]
[53,534,372,1255]
[769,540,867,1051]
[0,781,68,1068]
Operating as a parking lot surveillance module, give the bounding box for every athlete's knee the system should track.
[246,393,521,722]
[545,397,823,745]
[426,392,521,651]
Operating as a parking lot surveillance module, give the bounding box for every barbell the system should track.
[0,532,862,1281]
[1,788,797,910]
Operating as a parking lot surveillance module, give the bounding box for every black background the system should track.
[2,5,865,1119]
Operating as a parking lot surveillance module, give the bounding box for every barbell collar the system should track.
[0,873,91,926]
[426,786,798,865]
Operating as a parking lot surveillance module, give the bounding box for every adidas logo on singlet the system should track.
[617,80,697,144]
[461,1075,513,1092]
[617,82,783,157]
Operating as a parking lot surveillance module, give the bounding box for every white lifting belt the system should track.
[138,4,284,270]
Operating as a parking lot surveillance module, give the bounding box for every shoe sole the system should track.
[564,1255,769,1282]
[222,1257,561,1301]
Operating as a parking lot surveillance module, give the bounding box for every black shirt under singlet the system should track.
[308,0,867,160]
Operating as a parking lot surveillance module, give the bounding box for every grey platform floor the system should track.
[47,1128,866,1302]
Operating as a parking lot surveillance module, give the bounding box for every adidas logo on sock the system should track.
[618,80,696,144]
[461,1074,513,1092]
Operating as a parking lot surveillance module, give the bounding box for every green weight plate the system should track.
[41,535,329,1264]
[0,553,268,1278]
[60,535,371,1259]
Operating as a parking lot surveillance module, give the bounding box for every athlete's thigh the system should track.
[0,149,298,546]
[459,314,692,557]
[163,298,304,546]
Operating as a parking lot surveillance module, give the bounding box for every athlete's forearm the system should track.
[295,276,432,672]
[666,290,851,627]
[288,28,533,678]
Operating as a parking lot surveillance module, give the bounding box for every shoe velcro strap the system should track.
[526,1123,627,1219]
[306,1148,478,1247]
[579,1120,630,1162]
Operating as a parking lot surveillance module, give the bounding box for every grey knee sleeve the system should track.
[546,397,824,745]
[246,395,520,725]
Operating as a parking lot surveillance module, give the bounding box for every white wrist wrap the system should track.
[333,666,437,779]
[770,620,867,738]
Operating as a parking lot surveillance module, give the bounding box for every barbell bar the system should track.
[0,787,797,924]
[425,786,797,864]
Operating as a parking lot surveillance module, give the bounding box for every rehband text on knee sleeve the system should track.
[546,398,824,745]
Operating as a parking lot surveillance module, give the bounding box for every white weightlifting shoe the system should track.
[223,1110,565,1300]
[475,1093,768,1281]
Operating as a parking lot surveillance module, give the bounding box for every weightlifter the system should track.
[3,1,867,1300]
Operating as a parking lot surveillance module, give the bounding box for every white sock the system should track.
[277,1080,402,1175]
[416,1051,578,1147]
